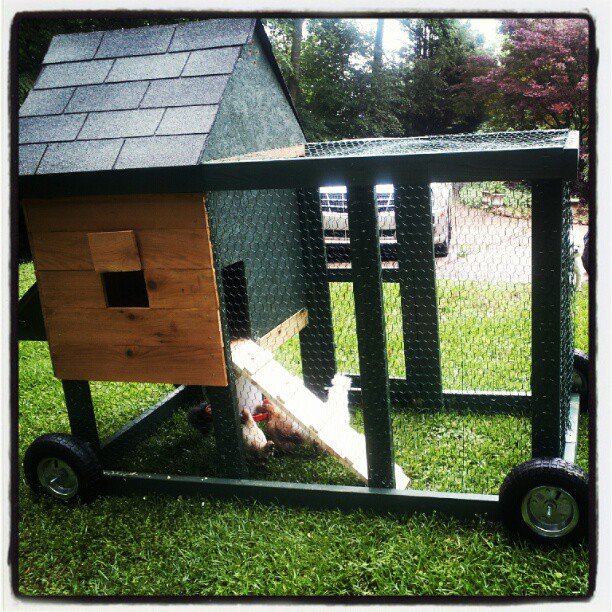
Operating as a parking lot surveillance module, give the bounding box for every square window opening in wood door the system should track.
[102,270,150,308]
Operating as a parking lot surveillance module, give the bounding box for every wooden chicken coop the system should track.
[18,18,587,545]
[20,18,307,387]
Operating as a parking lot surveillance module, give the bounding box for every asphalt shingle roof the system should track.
[19,18,256,175]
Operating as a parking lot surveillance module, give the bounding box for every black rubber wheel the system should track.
[572,349,589,413]
[23,433,102,503]
[499,458,588,546]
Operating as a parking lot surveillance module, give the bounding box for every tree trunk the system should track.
[288,18,304,103]
[372,19,384,78]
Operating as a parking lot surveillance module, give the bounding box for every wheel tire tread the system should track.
[23,433,102,503]
[499,458,588,546]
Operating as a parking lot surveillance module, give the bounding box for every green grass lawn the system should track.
[17,262,590,596]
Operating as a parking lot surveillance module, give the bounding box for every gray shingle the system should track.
[37,139,124,174]
[106,52,188,83]
[35,59,113,89]
[19,114,87,144]
[170,19,253,52]
[182,46,241,77]
[17,19,287,177]
[78,108,164,140]
[156,105,217,135]
[115,134,207,169]
[95,25,175,59]
[65,81,148,113]
[140,75,229,108]
[19,144,47,175]
[43,31,103,64]
[19,88,75,117]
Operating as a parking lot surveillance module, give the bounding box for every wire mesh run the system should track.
[323,182,538,493]
[169,174,575,496]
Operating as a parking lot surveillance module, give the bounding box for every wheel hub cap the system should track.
[521,485,579,538]
[37,457,78,499]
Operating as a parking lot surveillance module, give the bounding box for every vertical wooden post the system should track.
[297,188,337,400]
[346,185,395,489]
[206,298,249,477]
[206,230,249,480]
[395,184,444,410]
[531,179,566,457]
[206,378,248,479]
[62,380,100,451]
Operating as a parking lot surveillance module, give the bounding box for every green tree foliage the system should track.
[456,19,589,203]
[265,18,487,141]
[19,16,488,141]
[266,18,387,140]
[399,19,487,135]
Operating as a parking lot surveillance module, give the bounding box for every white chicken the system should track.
[241,409,274,463]
[326,373,352,428]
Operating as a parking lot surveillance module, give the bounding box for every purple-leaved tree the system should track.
[457,19,589,204]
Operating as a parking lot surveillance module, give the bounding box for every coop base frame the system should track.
[19,293,574,521]
[54,377,579,521]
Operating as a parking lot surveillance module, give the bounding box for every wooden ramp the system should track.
[231,339,410,490]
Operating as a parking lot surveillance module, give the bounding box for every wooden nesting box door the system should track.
[22,194,227,386]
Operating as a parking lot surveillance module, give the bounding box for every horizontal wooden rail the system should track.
[343,375,531,411]
[102,471,500,519]
[21,145,578,199]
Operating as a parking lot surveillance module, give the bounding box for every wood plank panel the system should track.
[30,232,93,270]
[137,230,214,269]
[144,269,219,309]
[38,270,219,308]
[50,344,228,386]
[30,230,213,270]
[44,307,223,348]
[88,230,142,272]
[22,194,206,232]
[37,271,106,308]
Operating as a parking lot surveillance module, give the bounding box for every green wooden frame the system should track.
[346,185,396,489]
[296,188,337,400]
[531,179,573,457]
[395,184,444,410]
[17,282,46,341]
[102,470,500,519]
[17,130,580,520]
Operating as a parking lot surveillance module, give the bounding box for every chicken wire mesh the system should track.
[323,182,538,493]
[120,170,573,494]
[304,129,570,158]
